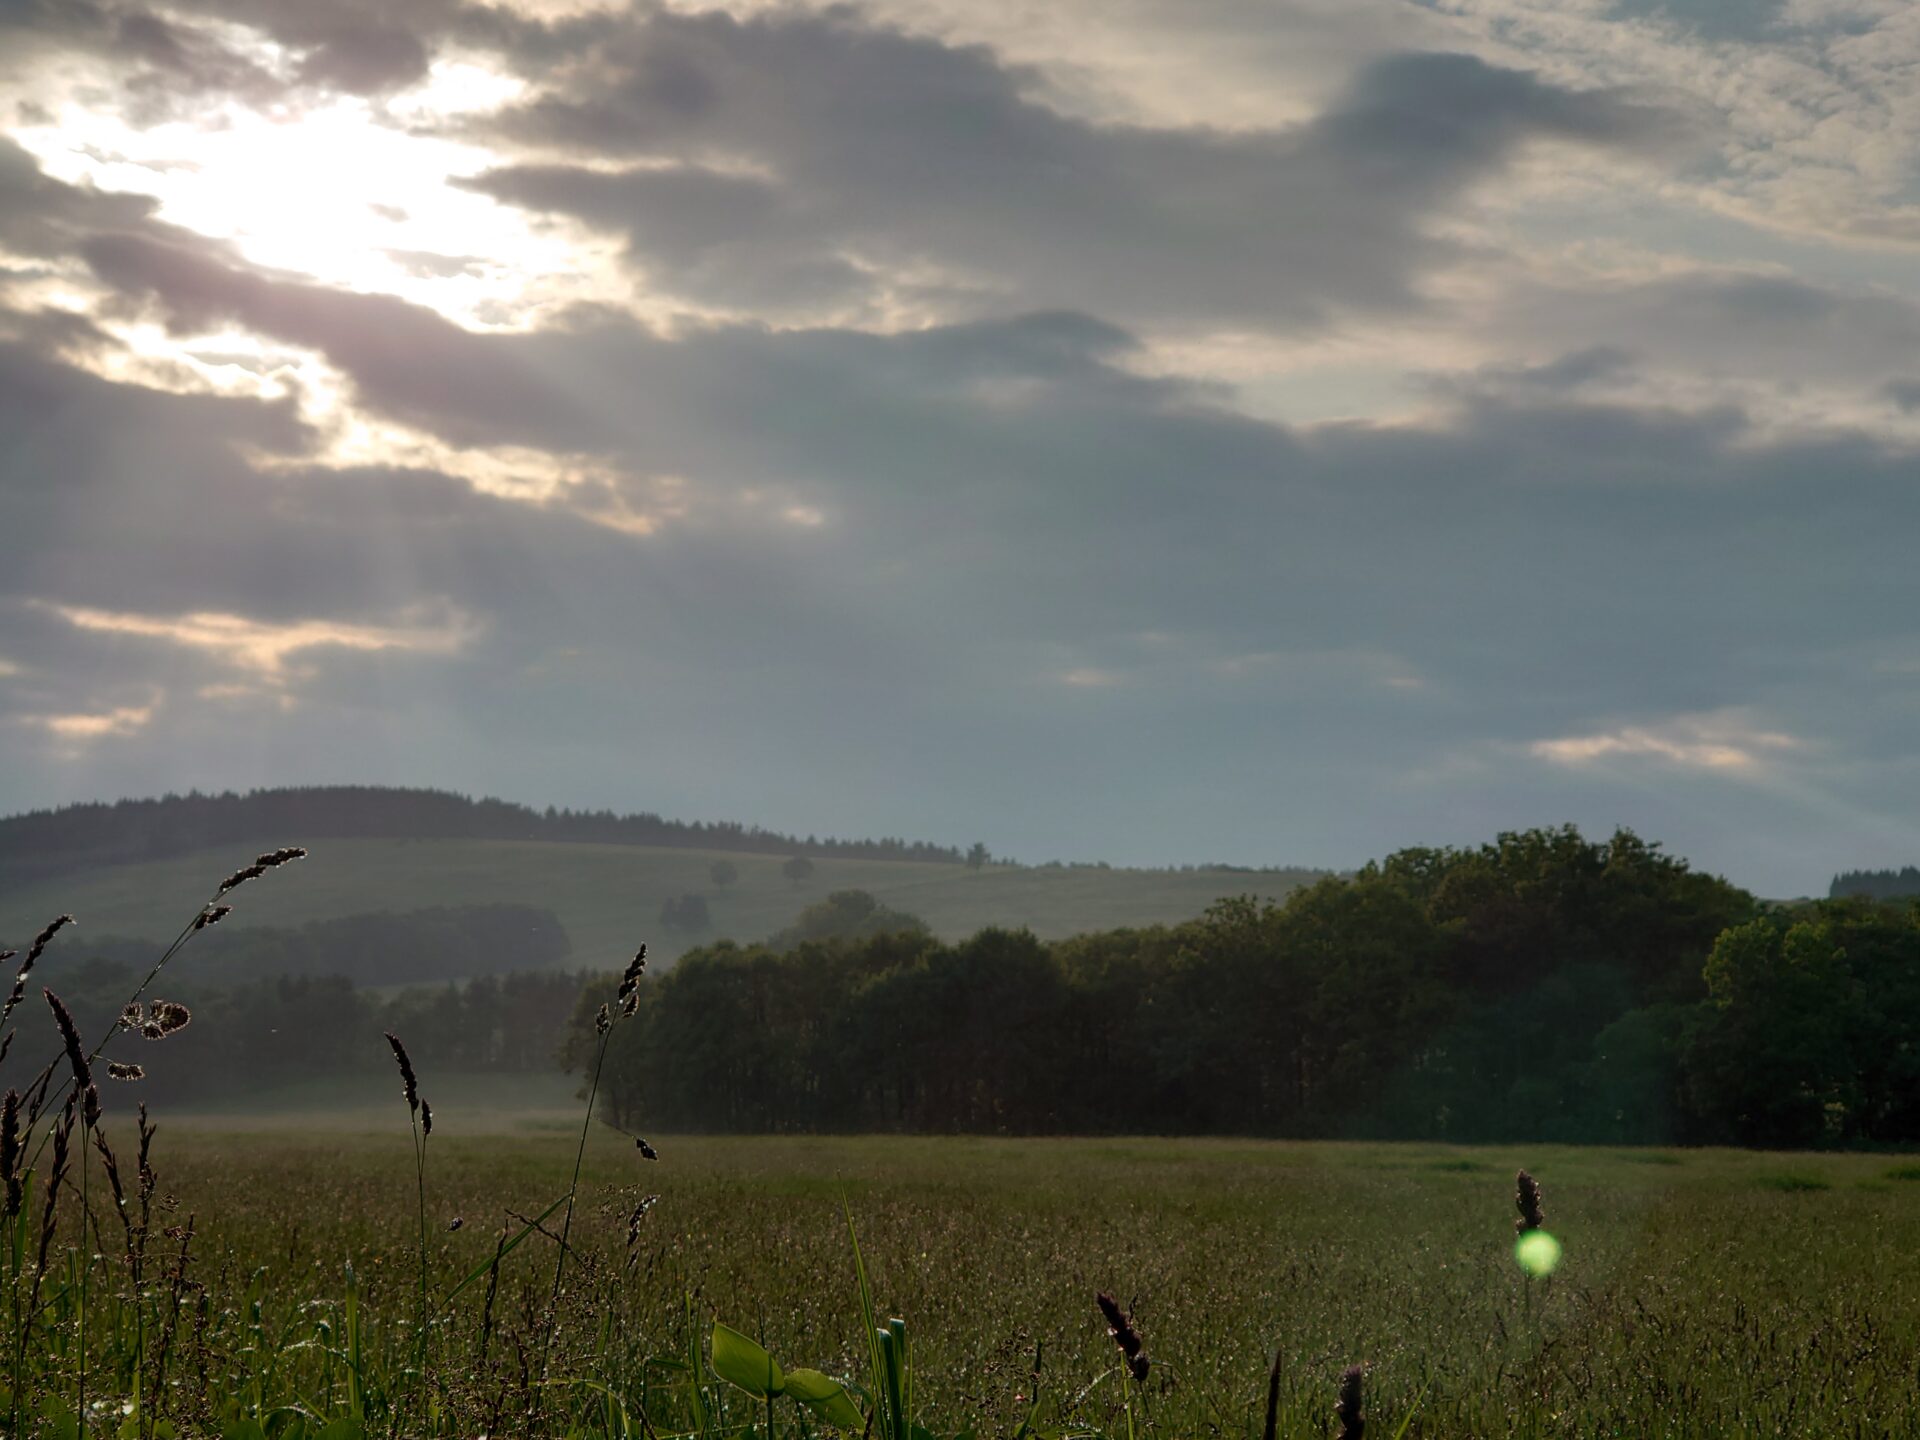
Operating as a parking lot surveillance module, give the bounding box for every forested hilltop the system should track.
[1831,867,1920,900]
[0,785,981,879]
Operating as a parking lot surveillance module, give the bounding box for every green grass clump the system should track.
[1756,1173,1831,1192]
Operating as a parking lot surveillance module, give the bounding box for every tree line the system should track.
[38,959,588,1105]
[565,827,1920,1148]
[1830,867,1920,901]
[0,785,975,879]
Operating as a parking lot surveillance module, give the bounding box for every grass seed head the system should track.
[193,904,233,931]
[385,1031,420,1113]
[44,987,92,1092]
[1335,1364,1365,1440]
[636,1137,658,1160]
[617,946,648,1015]
[23,915,74,971]
[0,1089,19,1216]
[135,1001,192,1039]
[217,846,306,895]
[1515,1168,1547,1234]
[107,1061,145,1082]
[1096,1291,1149,1383]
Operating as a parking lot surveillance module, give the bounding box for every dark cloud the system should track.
[463,12,1679,326]
[0,0,440,106]
[0,137,159,259]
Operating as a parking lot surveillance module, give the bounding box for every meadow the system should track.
[12,1109,1920,1439]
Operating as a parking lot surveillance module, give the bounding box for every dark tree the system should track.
[658,892,712,931]
[781,855,815,887]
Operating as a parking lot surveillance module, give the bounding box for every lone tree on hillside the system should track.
[658,892,711,931]
[966,842,990,871]
[709,858,739,890]
[782,855,815,887]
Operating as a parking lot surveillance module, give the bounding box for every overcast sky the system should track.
[4,0,1920,893]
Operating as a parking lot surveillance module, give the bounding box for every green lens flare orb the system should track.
[1514,1230,1562,1277]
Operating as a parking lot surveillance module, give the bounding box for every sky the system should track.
[3,0,1920,895]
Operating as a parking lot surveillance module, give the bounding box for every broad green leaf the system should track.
[711,1321,784,1398]
[316,1420,367,1440]
[785,1370,865,1431]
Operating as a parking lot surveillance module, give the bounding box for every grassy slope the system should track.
[0,835,1318,970]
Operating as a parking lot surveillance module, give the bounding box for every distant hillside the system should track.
[1830,867,1920,901]
[0,785,971,881]
[0,789,1327,971]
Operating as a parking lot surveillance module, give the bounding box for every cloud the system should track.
[1531,712,1804,773]
[462,11,1679,327]
[38,601,478,681]
[20,701,157,741]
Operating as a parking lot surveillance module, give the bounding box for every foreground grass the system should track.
[16,1128,1920,1438]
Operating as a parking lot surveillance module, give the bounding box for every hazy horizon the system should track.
[7,0,1920,897]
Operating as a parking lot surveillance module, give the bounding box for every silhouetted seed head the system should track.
[217,864,264,895]
[1095,1291,1149,1384]
[216,846,305,896]
[82,1082,101,1132]
[385,1032,419,1113]
[421,1100,433,1137]
[44,988,92,1091]
[1515,1169,1546,1235]
[635,1137,658,1161]
[1,1090,20,1216]
[192,904,233,931]
[447,1216,463,1232]
[1335,1365,1365,1440]
[617,946,649,1016]
[594,1003,610,1036]
[106,1062,145,1082]
[23,915,74,971]
[120,1003,141,1030]
[137,1001,192,1038]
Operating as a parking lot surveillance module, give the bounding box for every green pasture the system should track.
[21,1125,1917,1438]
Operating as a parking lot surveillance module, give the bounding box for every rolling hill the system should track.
[0,790,1325,973]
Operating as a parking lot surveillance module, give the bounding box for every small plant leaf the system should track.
[712,1321,785,1398]
[784,1369,866,1430]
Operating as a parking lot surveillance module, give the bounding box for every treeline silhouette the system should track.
[0,785,973,879]
[44,959,587,1104]
[57,904,571,988]
[568,827,1920,1148]
[1831,867,1920,900]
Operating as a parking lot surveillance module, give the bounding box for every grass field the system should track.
[16,1114,1920,1439]
[0,838,1319,971]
